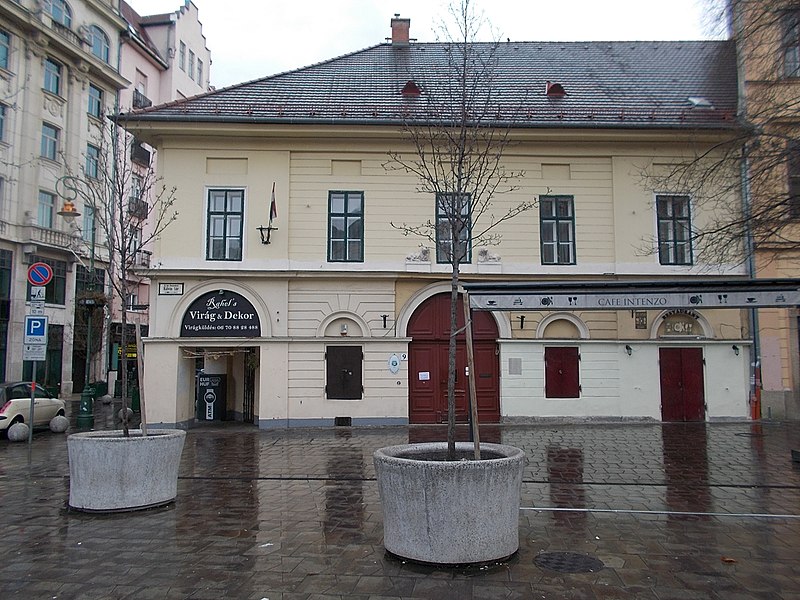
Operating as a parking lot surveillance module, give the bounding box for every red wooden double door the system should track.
[408,293,500,423]
[659,347,705,421]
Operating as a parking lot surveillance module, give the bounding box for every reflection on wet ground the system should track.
[663,423,711,520]
[2,404,800,598]
[547,445,587,527]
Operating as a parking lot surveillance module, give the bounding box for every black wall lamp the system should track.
[625,344,633,356]
[516,315,525,330]
[732,344,740,356]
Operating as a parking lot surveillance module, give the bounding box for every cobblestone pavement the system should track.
[2,401,800,599]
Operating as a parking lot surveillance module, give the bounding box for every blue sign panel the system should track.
[24,316,48,344]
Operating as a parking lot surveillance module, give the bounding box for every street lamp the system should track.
[57,175,98,429]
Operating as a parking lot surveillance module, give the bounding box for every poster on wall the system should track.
[180,290,261,337]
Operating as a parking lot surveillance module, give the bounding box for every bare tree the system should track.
[642,0,800,268]
[385,0,535,459]
[59,115,178,436]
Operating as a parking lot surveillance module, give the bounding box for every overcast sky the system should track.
[127,0,726,89]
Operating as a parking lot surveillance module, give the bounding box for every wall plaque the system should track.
[180,290,261,337]
[159,282,184,295]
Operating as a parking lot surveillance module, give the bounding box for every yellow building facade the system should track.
[733,0,800,419]
[126,23,754,427]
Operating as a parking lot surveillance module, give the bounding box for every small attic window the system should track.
[546,81,567,97]
[401,80,421,97]
[687,96,714,109]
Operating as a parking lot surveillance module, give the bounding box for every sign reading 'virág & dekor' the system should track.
[180,290,261,337]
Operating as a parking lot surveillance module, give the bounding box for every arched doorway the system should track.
[407,293,500,423]
[654,310,707,421]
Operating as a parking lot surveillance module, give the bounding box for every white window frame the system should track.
[88,83,103,118]
[89,25,109,63]
[44,58,61,95]
[38,190,55,228]
[85,144,100,178]
[0,30,10,71]
[41,122,59,160]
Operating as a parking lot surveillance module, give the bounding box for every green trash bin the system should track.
[91,381,108,399]
[131,386,140,412]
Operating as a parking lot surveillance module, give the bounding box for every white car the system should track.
[0,381,66,432]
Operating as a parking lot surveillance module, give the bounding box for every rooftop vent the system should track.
[687,96,714,108]
[546,81,567,97]
[391,14,410,47]
[401,80,421,97]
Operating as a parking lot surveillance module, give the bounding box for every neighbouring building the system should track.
[0,0,210,398]
[730,0,800,420]
[122,17,756,429]
[108,0,211,397]
[0,0,128,395]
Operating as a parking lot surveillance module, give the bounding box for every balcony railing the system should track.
[132,249,152,268]
[133,90,152,109]
[28,225,75,249]
[130,141,151,166]
[128,198,149,219]
[50,21,83,49]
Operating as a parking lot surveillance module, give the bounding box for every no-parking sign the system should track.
[27,262,53,286]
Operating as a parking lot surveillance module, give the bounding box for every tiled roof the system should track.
[121,40,738,130]
[120,0,166,66]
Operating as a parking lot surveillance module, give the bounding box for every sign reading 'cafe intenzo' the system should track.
[180,290,261,337]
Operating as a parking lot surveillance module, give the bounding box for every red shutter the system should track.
[545,347,580,398]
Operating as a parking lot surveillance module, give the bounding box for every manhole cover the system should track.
[534,552,604,573]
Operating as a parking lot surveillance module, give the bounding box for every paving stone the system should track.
[2,404,800,599]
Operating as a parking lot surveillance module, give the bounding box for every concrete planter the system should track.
[67,429,186,512]
[374,441,525,564]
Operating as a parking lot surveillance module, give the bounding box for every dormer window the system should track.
[687,96,713,109]
[401,80,421,97]
[546,81,567,97]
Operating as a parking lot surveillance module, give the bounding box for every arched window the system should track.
[44,0,72,28]
[89,25,109,63]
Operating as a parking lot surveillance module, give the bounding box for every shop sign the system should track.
[180,290,261,337]
[472,289,800,310]
[117,343,138,359]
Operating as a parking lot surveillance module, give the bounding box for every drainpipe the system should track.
[733,0,761,420]
[741,145,761,419]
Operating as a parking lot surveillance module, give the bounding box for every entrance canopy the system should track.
[463,279,800,311]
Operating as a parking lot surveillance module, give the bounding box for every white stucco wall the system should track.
[500,341,749,420]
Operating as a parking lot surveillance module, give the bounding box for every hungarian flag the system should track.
[269,182,277,225]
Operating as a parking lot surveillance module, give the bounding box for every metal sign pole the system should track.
[25,263,53,445]
[28,362,36,445]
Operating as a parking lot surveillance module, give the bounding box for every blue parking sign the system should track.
[24,316,48,345]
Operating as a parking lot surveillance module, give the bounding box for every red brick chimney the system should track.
[391,14,410,47]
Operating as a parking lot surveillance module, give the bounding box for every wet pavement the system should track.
[2,400,800,599]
